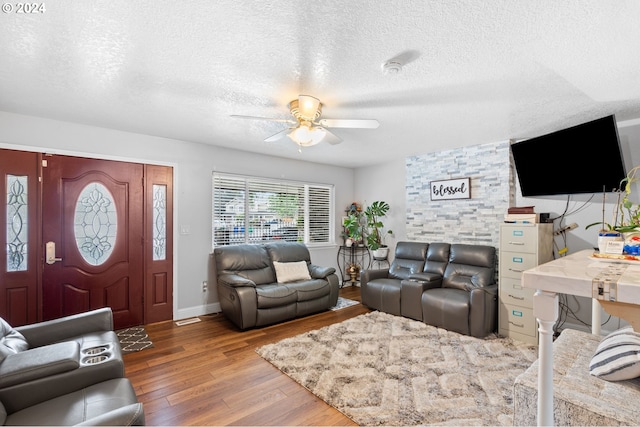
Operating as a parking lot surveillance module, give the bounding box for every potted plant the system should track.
[364,200,393,259]
[342,213,364,246]
[586,165,640,253]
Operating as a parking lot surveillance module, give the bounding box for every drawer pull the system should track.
[508,294,525,300]
[509,321,525,328]
[509,242,525,246]
[509,268,524,273]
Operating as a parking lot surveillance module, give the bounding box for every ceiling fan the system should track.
[231,95,379,150]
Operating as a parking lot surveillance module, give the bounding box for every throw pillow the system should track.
[273,261,311,283]
[589,326,640,381]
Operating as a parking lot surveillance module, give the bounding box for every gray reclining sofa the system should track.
[361,241,497,338]
[210,242,340,330]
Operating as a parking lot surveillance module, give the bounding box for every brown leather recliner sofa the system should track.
[0,308,145,425]
[209,242,340,330]
[361,241,498,338]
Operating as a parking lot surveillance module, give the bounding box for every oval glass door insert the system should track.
[74,182,117,265]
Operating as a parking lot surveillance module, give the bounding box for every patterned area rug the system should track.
[256,311,537,426]
[116,326,154,354]
[330,296,360,311]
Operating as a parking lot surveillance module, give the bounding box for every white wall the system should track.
[354,158,407,262]
[0,111,356,321]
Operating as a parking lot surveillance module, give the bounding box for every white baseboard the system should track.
[175,302,221,322]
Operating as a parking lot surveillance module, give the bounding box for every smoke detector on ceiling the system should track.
[382,60,403,75]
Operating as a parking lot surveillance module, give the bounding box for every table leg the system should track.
[533,290,559,427]
[592,299,601,335]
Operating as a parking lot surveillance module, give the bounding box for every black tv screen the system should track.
[511,115,626,196]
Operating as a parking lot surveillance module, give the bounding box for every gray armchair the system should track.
[0,377,144,426]
[0,308,129,418]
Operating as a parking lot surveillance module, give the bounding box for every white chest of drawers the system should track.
[498,223,553,344]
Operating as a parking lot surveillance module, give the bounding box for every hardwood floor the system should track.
[124,286,370,426]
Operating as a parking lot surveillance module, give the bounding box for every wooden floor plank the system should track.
[125,286,366,426]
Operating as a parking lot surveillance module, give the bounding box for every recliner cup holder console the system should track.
[81,344,113,365]
[82,344,110,355]
[82,354,110,364]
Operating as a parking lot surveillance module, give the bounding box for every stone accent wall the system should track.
[406,140,513,247]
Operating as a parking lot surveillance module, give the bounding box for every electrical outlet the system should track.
[202,281,207,292]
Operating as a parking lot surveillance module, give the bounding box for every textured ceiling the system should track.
[1,0,640,168]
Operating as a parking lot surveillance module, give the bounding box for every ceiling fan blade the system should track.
[264,128,291,142]
[321,129,342,145]
[318,118,380,129]
[231,114,294,124]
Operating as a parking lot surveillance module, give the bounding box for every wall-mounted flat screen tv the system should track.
[511,115,626,197]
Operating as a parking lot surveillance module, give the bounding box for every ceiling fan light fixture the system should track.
[298,95,320,118]
[309,126,326,144]
[289,95,322,121]
[233,94,376,147]
[287,123,326,147]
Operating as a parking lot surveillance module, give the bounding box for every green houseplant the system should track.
[342,213,364,246]
[585,165,640,254]
[586,165,640,233]
[364,200,393,259]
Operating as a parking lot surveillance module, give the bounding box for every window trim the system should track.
[212,172,335,248]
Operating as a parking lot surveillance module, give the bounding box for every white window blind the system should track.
[212,173,333,247]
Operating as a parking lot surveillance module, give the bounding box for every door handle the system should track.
[46,241,63,264]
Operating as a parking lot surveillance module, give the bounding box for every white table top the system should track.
[522,249,640,304]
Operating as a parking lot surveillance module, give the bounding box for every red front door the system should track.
[41,155,145,328]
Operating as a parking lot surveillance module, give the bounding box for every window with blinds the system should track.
[212,173,333,247]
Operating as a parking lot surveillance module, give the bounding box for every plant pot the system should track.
[345,238,353,247]
[372,247,389,260]
[598,231,622,254]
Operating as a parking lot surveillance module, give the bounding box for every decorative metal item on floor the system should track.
[347,263,360,282]
[337,244,370,287]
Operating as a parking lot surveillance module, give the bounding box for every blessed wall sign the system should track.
[430,177,471,201]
